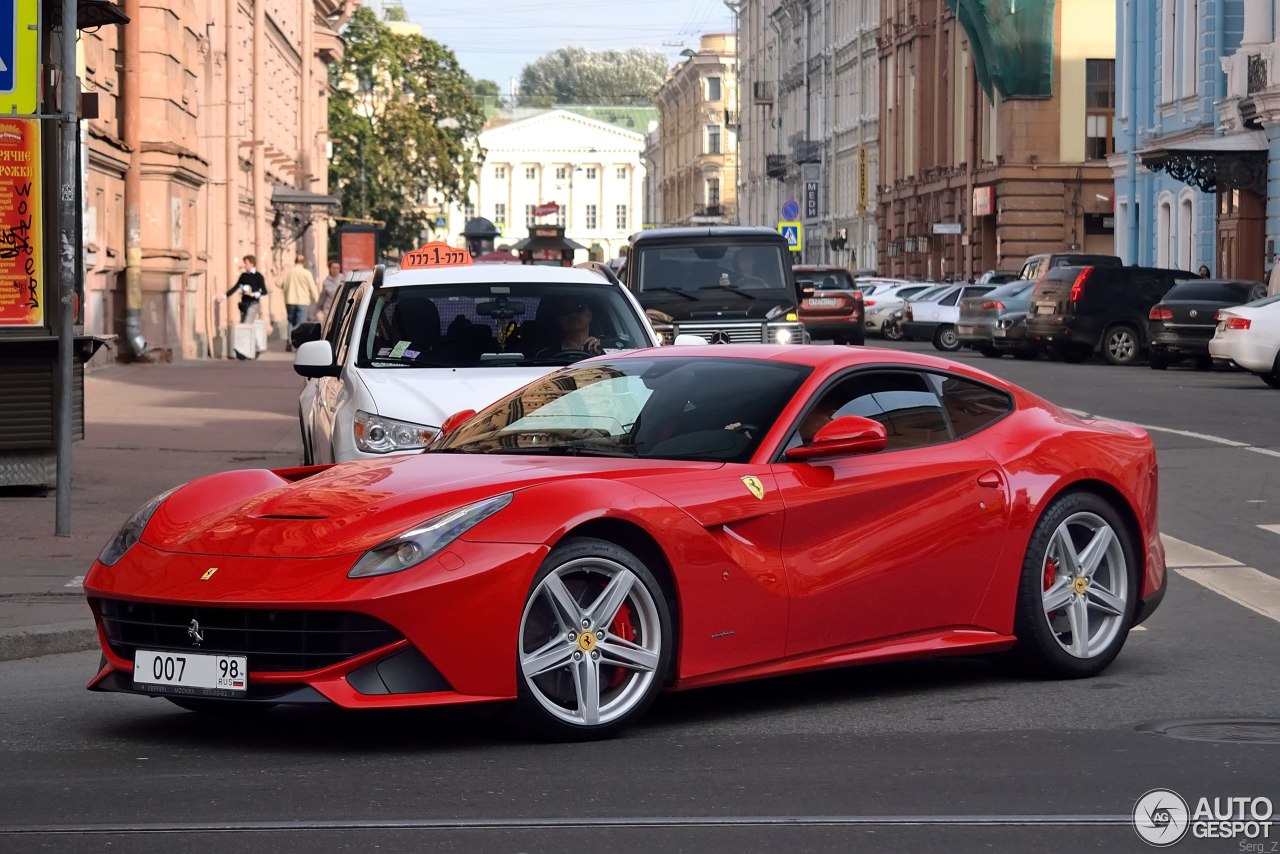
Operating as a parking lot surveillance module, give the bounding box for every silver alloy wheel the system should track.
[518,556,662,727]
[935,326,959,350]
[1039,511,1129,658]
[1106,328,1137,363]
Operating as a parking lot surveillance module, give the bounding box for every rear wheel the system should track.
[515,537,671,740]
[1102,325,1141,366]
[1008,492,1137,678]
[932,325,961,352]
[881,320,904,341]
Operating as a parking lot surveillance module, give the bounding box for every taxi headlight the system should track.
[348,494,514,578]
[98,487,178,566]
[355,410,437,453]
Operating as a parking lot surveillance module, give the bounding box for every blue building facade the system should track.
[1114,0,1260,279]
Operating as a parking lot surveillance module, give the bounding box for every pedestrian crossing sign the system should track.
[777,221,803,252]
[0,0,39,116]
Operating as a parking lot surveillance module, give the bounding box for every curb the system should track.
[0,621,98,662]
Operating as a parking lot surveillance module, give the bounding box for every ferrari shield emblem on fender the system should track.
[741,476,765,500]
[201,567,218,581]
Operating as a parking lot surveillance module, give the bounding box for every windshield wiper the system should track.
[643,287,699,301]
[706,285,757,300]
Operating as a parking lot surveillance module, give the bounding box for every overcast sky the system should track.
[389,0,736,98]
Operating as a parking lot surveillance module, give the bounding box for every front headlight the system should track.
[98,487,178,566]
[354,410,437,454]
[347,493,514,578]
[774,327,794,344]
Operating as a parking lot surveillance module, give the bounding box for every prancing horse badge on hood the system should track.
[741,476,765,500]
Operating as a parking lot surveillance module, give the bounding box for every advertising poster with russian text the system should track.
[0,118,43,327]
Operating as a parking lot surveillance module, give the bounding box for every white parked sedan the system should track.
[1208,293,1280,388]
[859,282,938,338]
[293,247,659,463]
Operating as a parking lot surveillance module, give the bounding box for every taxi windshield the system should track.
[356,282,651,369]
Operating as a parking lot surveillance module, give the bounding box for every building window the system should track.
[1085,59,1115,161]
[556,167,567,180]
[557,207,566,228]
[1181,0,1199,98]
[585,204,598,229]
[707,76,721,101]
[585,167,597,180]
[615,204,628,230]
[706,124,721,155]
[525,166,536,180]
[494,166,506,180]
[616,166,627,180]
[1161,0,1176,103]
[525,204,535,227]
[463,203,475,220]
[493,203,506,226]
[707,176,720,208]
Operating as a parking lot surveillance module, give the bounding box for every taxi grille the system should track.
[674,321,768,343]
[92,598,402,673]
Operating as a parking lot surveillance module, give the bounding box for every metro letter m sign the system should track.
[0,0,39,116]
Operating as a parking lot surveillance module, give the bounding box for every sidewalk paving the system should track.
[0,350,306,661]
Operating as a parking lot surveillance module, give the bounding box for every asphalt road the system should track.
[2,341,1278,854]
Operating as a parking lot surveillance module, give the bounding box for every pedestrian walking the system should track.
[218,255,269,324]
[277,253,320,350]
[315,260,342,321]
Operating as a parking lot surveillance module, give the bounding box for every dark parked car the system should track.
[956,281,1037,358]
[1147,278,1268,370]
[1025,265,1188,365]
[794,265,865,345]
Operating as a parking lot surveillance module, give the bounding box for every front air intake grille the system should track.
[92,598,403,672]
[674,322,768,344]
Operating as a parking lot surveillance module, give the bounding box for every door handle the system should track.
[977,471,1003,489]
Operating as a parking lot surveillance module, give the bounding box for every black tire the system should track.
[299,410,314,466]
[167,697,277,715]
[1101,325,1141,366]
[1007,491,1138,679]
[847,328,866,346]
[514,537,672,740]
[1012,348,1039,361]
[1148,353,1169,370]
[978,346,1002,358]
[832,334,847,345]
[1059,343,1092,364]
[881,320,904,341]
[1262,372,1280,389]
[932,325,961,352]
[1194,356,1213,371]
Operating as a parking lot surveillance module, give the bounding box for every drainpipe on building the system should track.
[1125,0,1139,264]
[223,0,237,359]
[252,0,267,319]
[300,0,315,267]
[769,10,785,232]
[122,0,146,358]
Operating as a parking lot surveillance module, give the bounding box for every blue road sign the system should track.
[0,0,39,115]
[0,0,13,95]
[777,221,803,252]
[781,199,800,220]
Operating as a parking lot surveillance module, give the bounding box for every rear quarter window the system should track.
[935,375,1013,438]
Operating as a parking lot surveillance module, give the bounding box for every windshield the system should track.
[906,285,950,303]
[634,242,792,296]
[435,356,812,462]
[356,282,651,369]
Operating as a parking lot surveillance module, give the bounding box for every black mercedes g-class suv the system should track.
[622,227,807,345]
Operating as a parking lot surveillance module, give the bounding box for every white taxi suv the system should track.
[1208,293,1280,388]
[293,243,660,463]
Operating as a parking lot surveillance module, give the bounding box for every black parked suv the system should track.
[1024,265,1189,365]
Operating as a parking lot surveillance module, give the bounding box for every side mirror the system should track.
[290,321,321,350]
[293,339,340,379]
[439,408,476,437]
[672,333,709,346]
[784,415,888,461]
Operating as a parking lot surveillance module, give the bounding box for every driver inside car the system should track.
[540,297,603,357]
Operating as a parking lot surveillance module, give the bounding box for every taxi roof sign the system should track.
[0,0,39,115]
[400,241,473,270]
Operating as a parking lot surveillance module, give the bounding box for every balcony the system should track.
[765,154,788,179]
[752,81,774,105]
[795,140,823,163]
[725,110,739,130]
[1248,53,1268,96]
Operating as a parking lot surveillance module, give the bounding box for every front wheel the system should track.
[881,320,904,341]
[932,325,961,352]
[515,537,672,740]
[1008,492,1137,678]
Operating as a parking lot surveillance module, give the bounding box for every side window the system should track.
[939,288,961,306]
[934,374,1013,438]
[792,370,950,452]
[333,288,366,366]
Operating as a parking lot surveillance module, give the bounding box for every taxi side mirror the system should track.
[293,340,340,379]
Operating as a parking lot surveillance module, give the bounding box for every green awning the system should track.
[946,0,1056,100]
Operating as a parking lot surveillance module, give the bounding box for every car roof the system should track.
[629,226,787,243]
[794,265,850,273]
[377,264,617,289]
[602,344,1013,380]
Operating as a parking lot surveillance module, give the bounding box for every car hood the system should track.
[638,290,796,321]
[140,454,707,558]
[359,366,550,428]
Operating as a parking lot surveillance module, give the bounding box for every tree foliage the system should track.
[328,8,487,253]
[517,47,668,107]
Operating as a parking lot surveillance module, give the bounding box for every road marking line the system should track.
[1160,534,1242,567]
[1131,626,1147,632]
[1258,524,1280,536]
[63,576,83,589]
[1175,567,1280,624]
[1063,410,1280,460]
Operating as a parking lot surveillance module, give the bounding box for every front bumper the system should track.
[83,539,547,708]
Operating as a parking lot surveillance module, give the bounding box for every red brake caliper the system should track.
[1043,557,1058,593]
[606,606,637,688]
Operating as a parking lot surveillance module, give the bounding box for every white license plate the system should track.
[956,325,976,335]
[1036,303,1056,315]
[134,649,248,695]
[992,328,1008,338]
[807,298,839,307]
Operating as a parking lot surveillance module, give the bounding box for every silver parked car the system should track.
[956,281,1039,359]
